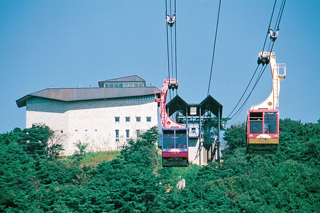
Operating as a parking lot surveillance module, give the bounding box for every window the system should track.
[190,107,197,115]
[136,117,141,122]
[136,130,140,138]
[115,130,119,142]
[115,117,120,122]
[163,129,188,149]
[126,130,130,142]
[250,112,263,134]
[163,129,174,149]
[176,129,188,148]
[126,117,130,122]
[146,117,151,122]
[264,112,277,133]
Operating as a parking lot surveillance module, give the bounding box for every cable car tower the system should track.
[246,51,286,154]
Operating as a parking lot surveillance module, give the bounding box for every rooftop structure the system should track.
[98,75,146,88]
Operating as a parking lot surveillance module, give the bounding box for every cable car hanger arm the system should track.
[251,52,286,110]
[155,78,185,128]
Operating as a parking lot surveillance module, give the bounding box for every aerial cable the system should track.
[165,11,172,100]
[266,0,286,48]
[165,0,171,81]
[227,64,260,118]
[169,0,174,81]
[165,0,178,100]
[170,24,174,79]
[165,0,177,81]
[277,0,286,27]
[262,0,277,52]
[237,65,268,113]
[174,0,178,94]
[228,0,286,121]
[165,0,171,100]
[229,65,268,121]
[269,40,276,53]
[207,0,222,96]
[229,65,265,120]
[166,27,171,78]
[273,0,286,30]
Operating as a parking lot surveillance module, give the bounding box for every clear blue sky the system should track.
[1,0,319,133]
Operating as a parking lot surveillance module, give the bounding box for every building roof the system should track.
[199,95,223,119]
[166,95,223,119]
[166,95,188,116]
[98,75,146,87]
[16,86,157,108]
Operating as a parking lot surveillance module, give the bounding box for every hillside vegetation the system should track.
[0,119,319,212]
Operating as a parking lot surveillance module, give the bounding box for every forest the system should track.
[0,119,320,212]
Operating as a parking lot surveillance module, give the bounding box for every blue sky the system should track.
[1,0,319,133]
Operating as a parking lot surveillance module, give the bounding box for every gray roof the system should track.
[16,86,157,108]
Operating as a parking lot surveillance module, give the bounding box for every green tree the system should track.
[223,122,246,153]
[1,120,319,212]
[47,131,66,158]
[15,124,54,157]
[77,127,162,212]
[75,141,88,155]
[0,132,39,211]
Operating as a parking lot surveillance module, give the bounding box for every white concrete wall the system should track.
[188,139,208,166]
[26,97,158,155]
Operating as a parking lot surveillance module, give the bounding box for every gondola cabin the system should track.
[162,128,188,167]
[246,110,279,154]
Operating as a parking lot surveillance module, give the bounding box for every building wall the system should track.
[188,139,208,166]
[26,96,158,155]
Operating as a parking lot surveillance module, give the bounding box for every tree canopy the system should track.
[0,120,319,212]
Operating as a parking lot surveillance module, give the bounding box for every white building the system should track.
[16,75,158,156]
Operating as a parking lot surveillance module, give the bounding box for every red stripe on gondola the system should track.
[247,133,279,139]
[163,152,188,158]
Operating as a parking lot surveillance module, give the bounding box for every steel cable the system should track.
[207,0,222,96]
[227,0,286,121]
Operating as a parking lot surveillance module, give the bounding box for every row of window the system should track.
[115,116,151,122]
[74,129,98,132]
[249,112,278,134]
[115,129,141,142]
[104,82,144,88]
[112,95,154,101]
